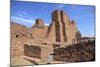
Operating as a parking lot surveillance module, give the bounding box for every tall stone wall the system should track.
[45,10,79,45]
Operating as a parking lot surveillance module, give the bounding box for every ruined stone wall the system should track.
[53,40,95,62]
[45,10,79,45]
[11,10,81,59]
[31,19,48,41]
[24,44,41,59]
[11,41,24,58]
[31,26,48,41]
[66,20,78,44]
[11,10,80,45]
[45,21,56,42]
[33,19,44,27]
[11,10,82,66]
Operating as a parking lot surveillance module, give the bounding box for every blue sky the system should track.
[11,0,95,37]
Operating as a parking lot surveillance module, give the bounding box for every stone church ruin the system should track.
[11,10,84,66]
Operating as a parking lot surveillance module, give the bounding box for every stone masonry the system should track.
[11,10,81,66]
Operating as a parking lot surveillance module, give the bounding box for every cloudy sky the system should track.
[11,0,95,37]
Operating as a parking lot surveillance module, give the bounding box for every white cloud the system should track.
[11,16,35,24]
[11,16,50,26]
[45,23,49,26]
[16,10,34,20]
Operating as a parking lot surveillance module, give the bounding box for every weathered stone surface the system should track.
[11,10,83,66]
[24,44,41,59]
[33,19,44,28]
[53,40,95,62]
[46,10,79,45]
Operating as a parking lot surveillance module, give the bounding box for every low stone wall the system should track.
[24,44,41,59]
[23,43,54,64]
